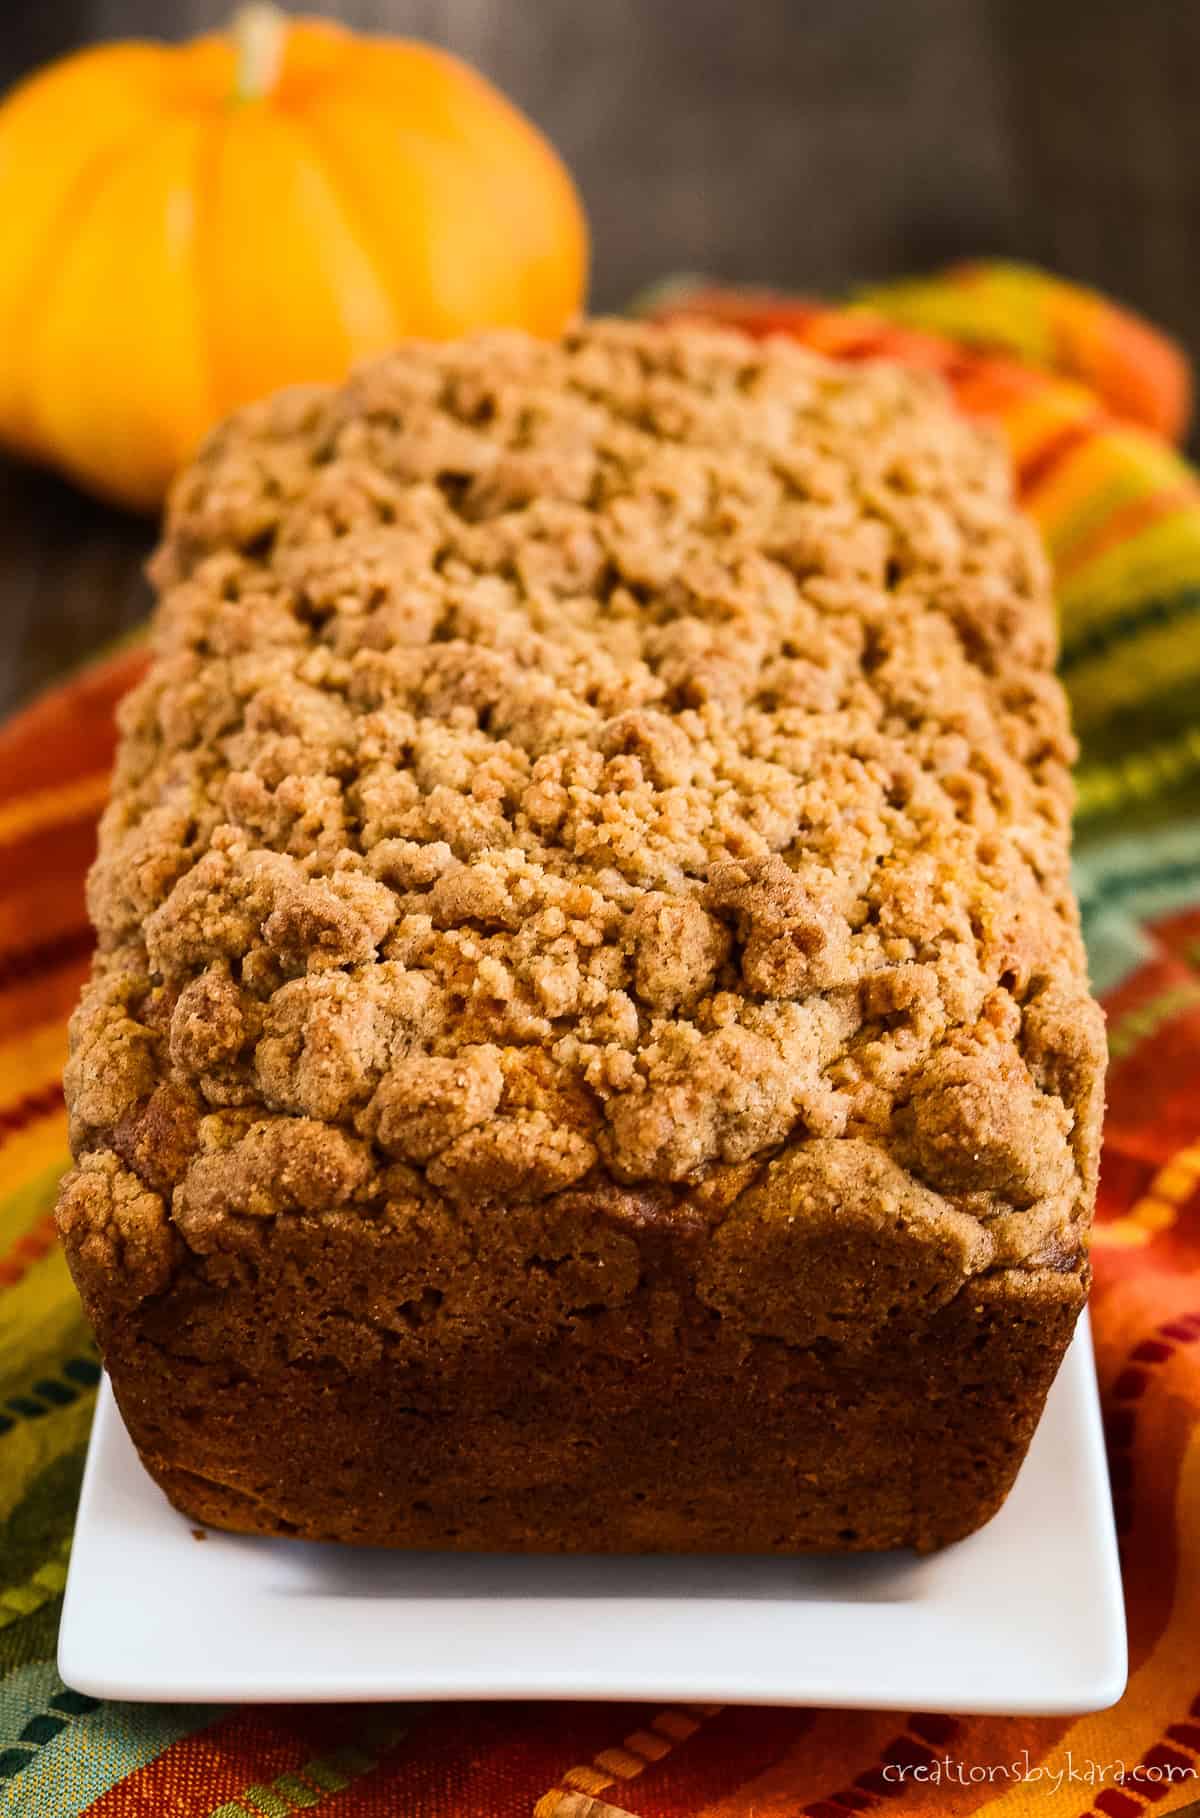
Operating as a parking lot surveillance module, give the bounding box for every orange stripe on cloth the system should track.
[571,1705,821,1817]
[1055,483,1200,587]
[535,1706,724,1814]
[1090,1298,1200,1650]
[988,385,1102,478]
[969,1433,1200,1818]
[1044,278,1194,443]
[0,1075,67,1221]
[0,1017,72,1109]
[534,1797,636,1818]
[641,287,963,379]
[0,772,110,851]
[0,645,145,812]
[724,1709,988,1818]
[1016,415,1105,501]
[953,259,1194,441]
[790,312,957,375]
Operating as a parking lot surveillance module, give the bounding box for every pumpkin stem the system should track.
[233,2,287,102]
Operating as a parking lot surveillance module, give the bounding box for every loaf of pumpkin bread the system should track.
[56,320,1105,1552]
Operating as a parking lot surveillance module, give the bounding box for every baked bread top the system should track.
[63,321,1103,1292]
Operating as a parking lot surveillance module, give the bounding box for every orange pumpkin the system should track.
[0,6,588,512]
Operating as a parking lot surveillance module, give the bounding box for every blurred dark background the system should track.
[5,0,1200,712]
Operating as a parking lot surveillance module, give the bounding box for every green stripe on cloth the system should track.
[0,1600,59,1683]
[0,1450,83,1657]
[1059,582,1200,675]
[0,1694,222,1818]
[1076,724,1200,824]
[0,1392,93,1534]
[0,1361,98,1440]
[0,1540,71,1635]
[0,1162,70,1262]
[1067,609,1200,728]
[1074,820,1200,991]
[205,1718,415,1818]
[1076,823,1200,925]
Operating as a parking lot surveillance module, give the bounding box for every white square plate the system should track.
[59,1312,1126,1714]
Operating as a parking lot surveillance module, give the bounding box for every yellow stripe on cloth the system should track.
[535,1707,724,1817]
[0,1111,68,1211]
[0,1159,71,1284]
[1029,428,1192,560]
[0,1358,95,1528]
[0,773,109,851]
[0,1537,72,1632]
[1057,511,1200,622]
[1093,1139,1200,1249]
[1068,609,1200,729]
[0,1022,69,1107]
[1077,724,1200,818]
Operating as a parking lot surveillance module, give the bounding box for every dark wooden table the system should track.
[5,0,1200,714]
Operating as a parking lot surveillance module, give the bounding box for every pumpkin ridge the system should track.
[191,101,230,466]
[281,105,401,350]
[299,93,546,341]
[5,79,174,458]
[200,104,396,414]
[30,111,211,505]
[295,94,460,342]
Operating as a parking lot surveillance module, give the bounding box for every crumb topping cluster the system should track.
[61,321,1103,1273]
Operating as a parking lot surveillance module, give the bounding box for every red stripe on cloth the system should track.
[0,812,105,909]
[1015,414,1106,496]
[0,926,94,996]
[0,954,90,1048]
[0,1080,64,1144]
[1103,958,1200,1171]
[350,1702,662,1817]
[0,853,96,1004]
[615,1706,817,1815]
[76,1706,361,1818]
[1146,905,1200,970]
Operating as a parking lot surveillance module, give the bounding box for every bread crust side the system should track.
[60,1161,1087,1552]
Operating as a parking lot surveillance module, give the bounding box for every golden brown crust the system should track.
[56,320,1105,1552]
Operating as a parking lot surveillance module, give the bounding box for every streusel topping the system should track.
[65,321,1102,1258]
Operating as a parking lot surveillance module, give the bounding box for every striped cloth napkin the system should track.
[3,263,1200,1818]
